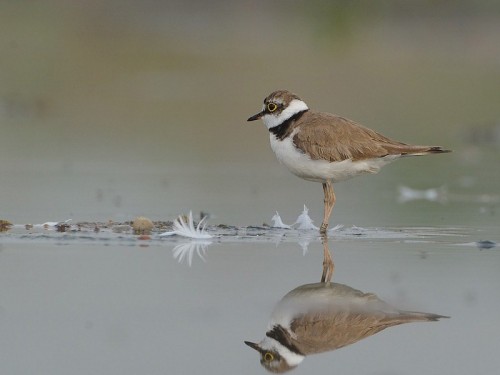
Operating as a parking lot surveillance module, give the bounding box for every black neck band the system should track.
[269,110,308,141]
[266,325,304,356]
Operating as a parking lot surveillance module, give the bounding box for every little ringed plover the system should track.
[248,89,451,234]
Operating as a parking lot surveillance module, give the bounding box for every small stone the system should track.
[132,216,154,235]
[476,240,496,250]
[55,223,70,232]
[0,220,13,232]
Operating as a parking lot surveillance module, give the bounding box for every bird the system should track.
[245,282,449,373]
[248,90,451,234]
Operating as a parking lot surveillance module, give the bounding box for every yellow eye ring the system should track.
[264,352,274,361]
[267,103,278,112]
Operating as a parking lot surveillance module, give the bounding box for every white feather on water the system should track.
[293,205,319,231]
[271,206,344,233]
[398,185,447,203]
[271,211,291,229]
[159,211,213,239]
[32,219,73,228]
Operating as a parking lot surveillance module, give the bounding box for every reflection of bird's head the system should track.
[244,340,300,373]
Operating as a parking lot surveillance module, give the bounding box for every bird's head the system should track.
[247,90,309,129]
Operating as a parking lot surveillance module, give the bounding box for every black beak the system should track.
[244,341,262,352]
[247,111,264,122]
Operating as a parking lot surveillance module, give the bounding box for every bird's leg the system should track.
[320,181,336,235]
[320,234,334,283]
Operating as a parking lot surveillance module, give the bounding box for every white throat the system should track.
[262,99,309,130]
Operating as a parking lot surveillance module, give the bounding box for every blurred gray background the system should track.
[1,0,499,225]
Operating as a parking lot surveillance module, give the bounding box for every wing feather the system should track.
[289,312,392,355]
[292,112,436,162]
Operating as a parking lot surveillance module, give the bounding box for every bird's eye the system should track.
[267,103,278,112]
[263,352,274,362]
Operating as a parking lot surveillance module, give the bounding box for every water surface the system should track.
[1,222,499,374]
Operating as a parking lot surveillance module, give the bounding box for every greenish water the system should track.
[1,155,499,374]
[1,226,499,375]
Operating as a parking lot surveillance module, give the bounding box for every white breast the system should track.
[269,131,399,183]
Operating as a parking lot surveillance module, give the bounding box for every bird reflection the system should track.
[320,236,334,283]
[245,238,448,373]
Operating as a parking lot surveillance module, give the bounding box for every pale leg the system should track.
[320,181,336,235]
[321,234,334,283]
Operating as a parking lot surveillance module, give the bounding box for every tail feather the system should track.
[423,146,452,155]
[391,145,452,157]
[398,311,450,322]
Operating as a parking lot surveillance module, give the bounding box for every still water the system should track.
[2,3,500,374]
[1,158,499,375]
